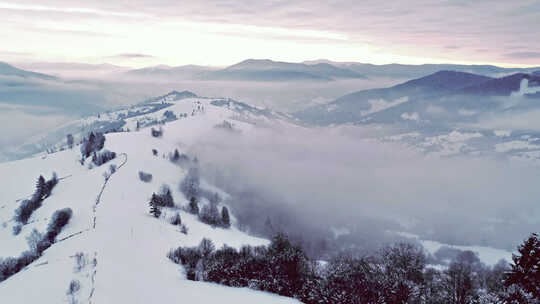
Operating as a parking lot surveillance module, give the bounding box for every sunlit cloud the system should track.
[0,0,539,67]
[0,1,149,18]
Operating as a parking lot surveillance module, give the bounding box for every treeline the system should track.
[1,208,72,282]
[13,173,59,230]
[80,132,116,167]
[179,161,230,228]
[80,132,105,159]
[168,233,540,304]
[148,186,175,218]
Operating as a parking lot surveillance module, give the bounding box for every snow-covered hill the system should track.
[0,97,299,303]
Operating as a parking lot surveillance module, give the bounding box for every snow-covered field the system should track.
[395,232,513,267]
[0,97,299,303]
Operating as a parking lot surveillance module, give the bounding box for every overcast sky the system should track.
[1,0,540,67]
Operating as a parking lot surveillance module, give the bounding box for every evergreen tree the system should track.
[221,206,230,228]
[163,188,174,207]
[66,134,74,149]
[200,203,220,226]
[44,172,58,198]
[199,238,215,257]
[149,194,161,218]
[172,149,180,162]
[180,224,188,234]
[504,233,540,302]
[88,132,95,151]
[189,196,199,215]
[35,175,46,200]
[170,213,182,226]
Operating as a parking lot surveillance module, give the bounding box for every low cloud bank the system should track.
[189,124,540,255]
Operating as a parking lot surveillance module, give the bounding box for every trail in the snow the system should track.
[56,228,91,243]
[88,153,127,303]
[88,252,98,304]
[92,153,127,229]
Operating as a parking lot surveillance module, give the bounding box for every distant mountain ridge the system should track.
[393,71,493,91]
[121,59,540,82]
[125,65,218,79]
[200,59,367,81]
[295,71,540,126]
[459,73,540,96]
[303,59,540,79]
[0,62,57,80]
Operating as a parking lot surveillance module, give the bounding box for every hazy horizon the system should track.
[2,1,540,68]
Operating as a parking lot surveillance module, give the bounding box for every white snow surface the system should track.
[401,112,420,121]
[0,98,299,303]
[361,96,409,116]
[396,232,512,267]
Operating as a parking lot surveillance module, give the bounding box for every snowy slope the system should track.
[0,98,299,303]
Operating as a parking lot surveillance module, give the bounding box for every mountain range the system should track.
[302,59,540,79]
[295,71,540,126]
[5,59,540,83]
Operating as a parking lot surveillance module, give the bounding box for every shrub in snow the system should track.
[16,250,39,270]
[152,149,158,156]
[12,224,22,235]
[17,199,44,225]
[0,257,17,282]
[163,110,177,121]
[138,171,153,182]
[67,279,80,294]
[167,244,203,280]
[74,252,86,273]
[14,174,58,224]
[214,120,238,132]
[66,279,81,304]
[180,224,188,235]
[45,208,73,243]
[92,149,116,166]
[170,213,182,226]
[170,149,191,165]
[26,229,44,253]
[151,127,163,138]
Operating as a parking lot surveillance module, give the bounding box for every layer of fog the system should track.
[470,109,540,132]
[91,75,406,113]
[0,72,403,161]
[188,123,540,253]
